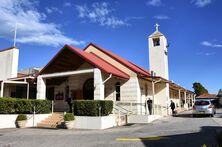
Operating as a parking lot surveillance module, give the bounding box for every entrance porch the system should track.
[37,68,106,111]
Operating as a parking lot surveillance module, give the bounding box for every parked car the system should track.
[192,99,216,117]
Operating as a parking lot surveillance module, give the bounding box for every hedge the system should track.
[0,98,52,114]
[73,100,113,116]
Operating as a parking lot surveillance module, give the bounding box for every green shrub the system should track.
[32,100,52,114]
[16,114,27,121]
[73,100,113,116]
[64,113,75,121]
[0,98,52,114]
[0,98,16,114]
[15,99,32,114]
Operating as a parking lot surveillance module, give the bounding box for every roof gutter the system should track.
[103,74,112,84]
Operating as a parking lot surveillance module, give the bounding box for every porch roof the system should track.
[84,43,150,77]
[145,76,194,94]
[37,45,130,80]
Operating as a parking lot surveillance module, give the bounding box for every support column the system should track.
[178,89,181,110]
[94,68,104,100]
[36,76,46,99]
[184,91,188,110]
[27,83,29,99]
[151,81,155,115]
[184,91,187,104]
[0,82,4,97]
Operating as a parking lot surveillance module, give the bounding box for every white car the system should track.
[192,99,216,117]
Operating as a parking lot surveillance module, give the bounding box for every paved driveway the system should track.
[1,109,222,147]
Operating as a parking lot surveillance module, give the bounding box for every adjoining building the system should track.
[0,26,195,116]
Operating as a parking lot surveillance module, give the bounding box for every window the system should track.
[115,82,121,101]
[153,38,160,46]
[194,101,210,106]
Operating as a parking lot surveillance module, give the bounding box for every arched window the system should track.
[83,78,94,100]
[115,82,121,101]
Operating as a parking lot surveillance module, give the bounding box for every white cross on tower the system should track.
[155,23,160,31]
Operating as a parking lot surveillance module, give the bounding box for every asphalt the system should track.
[0,109,222,147]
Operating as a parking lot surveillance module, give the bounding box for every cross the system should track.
[155,23,160,31]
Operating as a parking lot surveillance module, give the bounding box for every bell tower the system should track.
[148,23,169,80]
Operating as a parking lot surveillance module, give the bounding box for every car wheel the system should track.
[193,114,196,117]
[211,114,214,117]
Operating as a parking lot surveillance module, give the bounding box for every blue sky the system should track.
[0,0,221,93]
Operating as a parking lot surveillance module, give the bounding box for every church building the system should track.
[0,25,195,116]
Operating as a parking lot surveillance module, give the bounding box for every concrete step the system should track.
[37,113,64,129]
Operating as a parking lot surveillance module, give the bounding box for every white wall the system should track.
[149,34,169,80]
[0,48,19,81]
[74,115,116,129]
[128,114,162,123]
[154,83,170,115]
[0,114,51,129]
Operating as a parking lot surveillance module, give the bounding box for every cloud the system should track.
[124,16,144,21]
[0,0,84,47]
[201,41,222,48]
[205,52,215,56]
[191,0,212,7]
[46,7,63,14]
[75,2,128,28]
[153,15,170,20]
[196,52,215,56]
[147,0,162,6]
[64,2,72,7]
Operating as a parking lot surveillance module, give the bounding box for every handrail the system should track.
[114,103,133,114]
[27,100,54,127]
[115,101,146,115]
[113,107,131,115]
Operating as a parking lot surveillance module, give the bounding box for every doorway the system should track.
[83,78,94,100]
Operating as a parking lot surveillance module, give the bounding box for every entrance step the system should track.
[37,112,64,129]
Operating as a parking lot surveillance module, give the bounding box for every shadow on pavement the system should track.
[174,113,214,118]
[141,126,220,147]
[173,113,193,118]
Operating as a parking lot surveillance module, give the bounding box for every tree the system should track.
[192,82,208,96]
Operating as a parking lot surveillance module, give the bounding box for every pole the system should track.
[52,101,54,113]
[13,23,18,47]
[27,83,29,99]
[33,106,35,127]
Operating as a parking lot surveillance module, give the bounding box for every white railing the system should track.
[114,101,147,115]
[114,101,166,116]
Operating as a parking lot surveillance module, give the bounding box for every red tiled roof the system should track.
[68,45,129,79]
[17,73,28,78]
[84,43,150,77]
[196,93,218,99]
[37,45,130,80]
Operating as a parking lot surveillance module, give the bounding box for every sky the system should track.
[0,0,221,94]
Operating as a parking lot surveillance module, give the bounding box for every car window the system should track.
[195,101,210,106]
